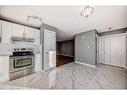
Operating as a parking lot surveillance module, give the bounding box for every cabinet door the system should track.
[12,23,24,37]
[1,21,12,43]
[25,26,34,38]
[104,37,111,65]
[33,29,40,44]
[35,54,41,72]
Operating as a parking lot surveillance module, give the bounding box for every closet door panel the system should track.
[98,37,102,63]
[119,36,126,68]
[99,37,105,63]
[117,36,122,67]
[111,35,126,68]
[111,37,117,66]
[104,37,111,65]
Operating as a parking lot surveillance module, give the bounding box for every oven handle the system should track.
[9,55,34,59]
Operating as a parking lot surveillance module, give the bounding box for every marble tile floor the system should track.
[1,62,127,89]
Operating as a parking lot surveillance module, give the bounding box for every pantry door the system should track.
[44,29,56,71]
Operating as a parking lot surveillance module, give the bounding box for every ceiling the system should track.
[0,6,127,41]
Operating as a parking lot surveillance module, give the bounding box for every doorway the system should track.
[56,40,75,67]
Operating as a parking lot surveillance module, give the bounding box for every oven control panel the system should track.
[13,48,34,52]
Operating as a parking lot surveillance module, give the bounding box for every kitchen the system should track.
[0,17,57,82]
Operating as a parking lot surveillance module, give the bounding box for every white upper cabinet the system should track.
[1,21,12,43]
[12,23,24,38]
[25,26,34,38]
[0,20,40,44]
[33,28,40,45]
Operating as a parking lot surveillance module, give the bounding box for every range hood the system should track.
[11,36,35,42]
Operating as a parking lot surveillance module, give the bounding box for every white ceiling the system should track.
[0,6,127,41]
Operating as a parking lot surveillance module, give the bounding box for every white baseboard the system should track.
[0,76,9,83]
[75,61,96,68]
[57,54,74,57]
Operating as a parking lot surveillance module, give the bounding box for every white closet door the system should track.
[111,35,126,68]
[104,37,111,65]
[111,36,118,67]
[99,37,105,63]
[117,36,126,68]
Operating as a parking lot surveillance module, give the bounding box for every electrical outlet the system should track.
[80,58,83,61]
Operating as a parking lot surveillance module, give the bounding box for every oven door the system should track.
[9,56,34,73]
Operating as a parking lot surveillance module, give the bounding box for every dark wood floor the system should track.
[56,55,74,67]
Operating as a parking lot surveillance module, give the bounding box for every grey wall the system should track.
[57,40,74,57]
[75,30,97,65]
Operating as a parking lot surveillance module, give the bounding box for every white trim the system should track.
[0,76,9,83]
[75,61,96,68]
[103,33,126,38]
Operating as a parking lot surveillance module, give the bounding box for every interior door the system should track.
[104,37,111,65]
[99,34,126,68]
[111,35,126,68]
[44,29,56,71]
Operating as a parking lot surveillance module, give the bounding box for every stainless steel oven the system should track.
[9,48,34,73]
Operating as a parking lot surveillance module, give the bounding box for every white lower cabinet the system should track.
[98,34,126,68]
[0,56,9,82]
[1,21,12,43]
[35,54,41,72]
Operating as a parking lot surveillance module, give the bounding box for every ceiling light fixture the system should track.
[80,6,94,18]
[27,16,42,22]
